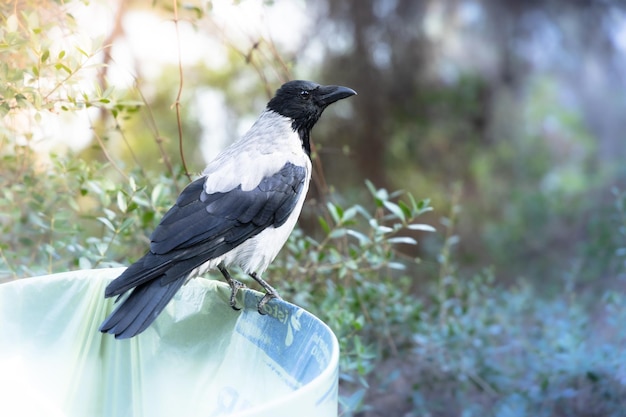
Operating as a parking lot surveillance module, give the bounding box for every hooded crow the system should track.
[99,80,356,339]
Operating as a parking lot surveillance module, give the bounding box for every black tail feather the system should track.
[103,254,172,298]
[99,278,186,339]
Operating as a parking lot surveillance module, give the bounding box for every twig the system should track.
[96,0,127,125]
[264,34,292,82]
[241,39,272,98]
[87,111,129,181]
[114,116,150,185]
[466,371,499,396]
[437,184,462,326]
[135,86,177,188]
[310,141,330,200]
[172,0,191,182]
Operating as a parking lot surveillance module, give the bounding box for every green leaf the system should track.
[342,206,358,222]
[0,103,10,117]
[327,202,341,224]
[388,236,418,245]
[7,14,18,33]
[398,200,412,219]
[151,183,164,206]
[103,207,116,220]
[141,210,155,227]
[416,197,433,215]
[15,94,29,108]
[318,216,331,234]
[26,11,39,31]
[586,371,600,383]
[383,200,406,223]
[345,259,358,270]
[346,229,370,245]
[365,179,377,197]
[353,315,365,331]
[116,191,127,212]
[102,85,115,98]
[126,201,138,212]
[95,241,109,256]
[41,49,50,62]
[371,219,393,234]
[78,257,92,270]
[388,262,407,270]
[118,217,134,233]
[75,46,89,57]
[97,216,116,232]
[446,235,460,246]
[352,204,372,220]
[54,63,72,74]
[183,4,204,18]
[341,388,366,412]
[329,228,347,239]
[338,265,347,279]
[408,223,436,232]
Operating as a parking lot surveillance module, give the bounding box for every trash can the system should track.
[0,268,339,417]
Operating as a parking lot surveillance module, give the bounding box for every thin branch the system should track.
[114,116,150,185]
[240,39,272,98]
[172,0,191,182]
[263,34,292,82]
[42,54,94,103]
[86,111,129,181]
[466,371,499,396]
[95,0,127,127]
[135,86,177,188]
[97,1,126,90]
[310,141,330,199]
[118,34,178,188]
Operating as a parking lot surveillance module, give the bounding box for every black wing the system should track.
[99,162,307,338]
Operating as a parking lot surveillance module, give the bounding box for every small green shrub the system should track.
[353,191,626,417]
[271,182,435,413]
[0,144,179,281]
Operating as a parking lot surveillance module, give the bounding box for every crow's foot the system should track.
[218,263,246,311]
[249,272,282,314]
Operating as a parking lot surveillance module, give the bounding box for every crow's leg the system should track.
[218,262,246,311]
[248,272,282,314]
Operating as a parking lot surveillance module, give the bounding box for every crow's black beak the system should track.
[318,85,357,107]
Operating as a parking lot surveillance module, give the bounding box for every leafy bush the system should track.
[0,145,178,280]
[345,194,626,417]
[273,182,435,411]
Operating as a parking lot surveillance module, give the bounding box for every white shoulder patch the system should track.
[202,110,310,193]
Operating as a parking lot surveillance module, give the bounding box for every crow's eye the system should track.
[300,90,311,100]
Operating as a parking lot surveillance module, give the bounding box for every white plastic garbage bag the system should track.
[0,268,339,417]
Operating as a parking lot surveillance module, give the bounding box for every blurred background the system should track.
[3,0,626,415]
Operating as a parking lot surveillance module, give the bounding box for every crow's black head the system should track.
[267,80,356,156]
[268,80,356,136]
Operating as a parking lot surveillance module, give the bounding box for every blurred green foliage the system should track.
[2,1,626,416]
